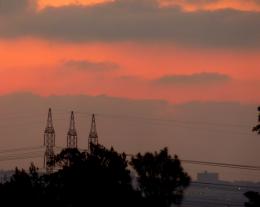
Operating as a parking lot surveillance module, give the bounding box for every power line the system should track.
[75,111,251,128]
[0,148,62,163]
[0,109,252,129]
[0,110,253,137]
[0,146,43,154]
[181,160,260,171]
[0,117,69,131]
[0,150,44,158]
[183,199,244,207]
[79,112,253,137]
[126,154,260,171]
[1,147,259,171]
[191,181,260,190]
[184,166,260,180]
[0,145,259,172]
[0,153,43,162]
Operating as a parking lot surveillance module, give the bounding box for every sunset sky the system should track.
[0,0,259,103]
[0,0,260,181]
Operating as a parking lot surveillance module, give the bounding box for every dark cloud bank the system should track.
[62,59,120,72]
[154,72,231,86]
[0,0,260,47]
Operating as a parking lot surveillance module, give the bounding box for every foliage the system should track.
[131,148,190,207]
[0,145,190,207]
[244,107,260,207]
[252,106,260,134]
[245,191,260,207]
[55,147,86,168]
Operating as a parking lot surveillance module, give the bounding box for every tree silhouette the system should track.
[55,147,86,168]
[0,163,44,207]
[47,144,140,207]
[0,145,190,207]
[131,148,191,207]
[244,107,260,207]
[245,191,260,207]
[252,106,260,134]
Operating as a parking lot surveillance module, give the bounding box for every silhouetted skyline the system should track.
[0,93,259,182]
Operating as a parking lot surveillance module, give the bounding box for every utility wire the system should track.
[75,111,251,128]
[0,146,260,173]
[0,153,42,162]
[82,112,253,136]
[181,160,260,171]
[183,199,244,207]
[0,146,259,172]
[126,154,260,171]
[0,146,44,154]
[191,181,260,190]
[0,110,251,128]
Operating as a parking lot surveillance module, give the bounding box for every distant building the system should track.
[183,171,260,207]
[197,170,219,183]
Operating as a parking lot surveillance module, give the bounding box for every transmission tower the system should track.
[88,114,98,151]
[67,111,77,148]
[44,108,55,174]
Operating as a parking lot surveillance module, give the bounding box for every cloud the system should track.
[162,0,220,7]
[183,0,219,3]
[62,60,120,72]
[154,72,231,86]
[0,0,36,14]
[161,0,260,11]
[0,0,27,13]
[0,0,260,48]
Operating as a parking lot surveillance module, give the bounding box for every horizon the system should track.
[0,93,258,182]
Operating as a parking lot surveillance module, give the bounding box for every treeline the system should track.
[247,107,260,207]
[0,144,190,207]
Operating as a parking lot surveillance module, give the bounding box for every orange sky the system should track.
[37,0,113,9]
[37,0,260,11]
[160,0,260,11]
[0,38,259,103]
[0,0,259,103]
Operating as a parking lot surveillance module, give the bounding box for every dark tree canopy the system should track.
[245,191,260,207]
[131,148,191,207]
[244,107,260,207]
[0,144,190,207]
[55,147,86,168]
[252,106,260,134]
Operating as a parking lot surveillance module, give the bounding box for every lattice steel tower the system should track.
[88,114,98,151]
[67,111,77,148]
[44,108,55,174]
